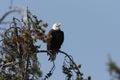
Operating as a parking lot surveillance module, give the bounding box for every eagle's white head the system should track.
[52,22,62,30]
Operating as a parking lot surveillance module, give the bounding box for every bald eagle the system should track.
[47,22,64,61]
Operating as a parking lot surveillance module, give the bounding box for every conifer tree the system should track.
[0,2,90,80]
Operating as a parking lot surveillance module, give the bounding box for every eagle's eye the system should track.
[56,26,59,27]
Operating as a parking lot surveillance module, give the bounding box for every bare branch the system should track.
[0,7,29,23]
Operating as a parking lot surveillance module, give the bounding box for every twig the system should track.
[0,7,28,23]
[10,0,13,8]
[43,61,55,80]
[38,50,48,53]
[0,62,17,72]
[59,50,83,80]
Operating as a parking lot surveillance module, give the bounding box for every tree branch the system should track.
[0,7,28,23]
[59,50,83,80]
[39,50,84,80]
[0,62,17,72]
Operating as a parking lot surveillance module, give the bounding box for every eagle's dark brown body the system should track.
[47,29,64,61]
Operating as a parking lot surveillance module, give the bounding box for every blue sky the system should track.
[0,0,120,80]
